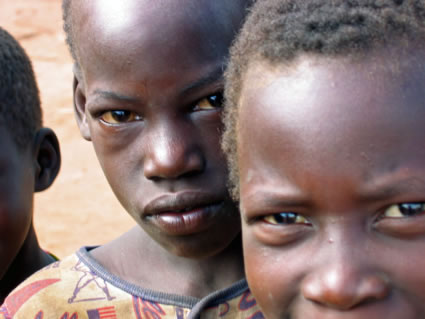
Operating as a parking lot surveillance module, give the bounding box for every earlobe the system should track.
[73,76,91,141]
[33,128,61,192]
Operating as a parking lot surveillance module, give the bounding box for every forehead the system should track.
[72,0,244,73]
[238,48,425,190]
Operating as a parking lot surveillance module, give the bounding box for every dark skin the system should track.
[237,46,425,318]
[0,127,61,303]
[71,0,247,298]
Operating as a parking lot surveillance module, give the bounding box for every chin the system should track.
[163,236,234,260]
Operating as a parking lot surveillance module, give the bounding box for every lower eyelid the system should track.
[374,215,425,238]
[253,222,313,246]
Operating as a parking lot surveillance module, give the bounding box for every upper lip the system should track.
[143,192,222,216]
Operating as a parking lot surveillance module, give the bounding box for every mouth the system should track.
[144,192,225,235]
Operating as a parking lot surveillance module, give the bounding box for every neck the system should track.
[0,225,54,303]
[91,227,245,298]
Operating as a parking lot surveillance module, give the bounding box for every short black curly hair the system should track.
[0,27,42,150]
[223,0,425,200]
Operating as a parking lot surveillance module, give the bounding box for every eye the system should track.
[193,92,223,111]
[263,212,311,225]
[100,110,142,124]
[383,203,425,218]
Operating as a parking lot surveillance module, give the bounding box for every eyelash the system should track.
[97,92,224,126]
[259,203,425,227]
[191,92,224,111]
[98,110,142,125]
[262,212,312,226]
[380,202,425,219]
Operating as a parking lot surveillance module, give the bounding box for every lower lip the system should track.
[150,203,224,236]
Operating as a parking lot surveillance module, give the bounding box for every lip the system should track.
[143,192,225,236]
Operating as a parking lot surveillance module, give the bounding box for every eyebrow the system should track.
[180,66,224,97]
[91,89,141,104]
[244,189,312,210]
[360,176,425,202]
[89,67,224,106]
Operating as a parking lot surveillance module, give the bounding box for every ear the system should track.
[73,75,91,141]
[33,128,61,192]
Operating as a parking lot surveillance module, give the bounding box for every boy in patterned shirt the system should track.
[1,1,263,318]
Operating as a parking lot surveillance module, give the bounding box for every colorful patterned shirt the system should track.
[0,247,263,319]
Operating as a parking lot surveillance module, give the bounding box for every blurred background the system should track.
[0,0,135,257]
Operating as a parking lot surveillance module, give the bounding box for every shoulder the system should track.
[224,289,264,319]
[198,280,264,319]
[0,253,79,318]
[0,251,136,319]
[0,248,193,319]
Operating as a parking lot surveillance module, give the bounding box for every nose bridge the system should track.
[143,118,204,180]
[301,231,390,310]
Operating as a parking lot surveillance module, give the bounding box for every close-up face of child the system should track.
[71,0,246,258]
[0,127,35,280]
[237,47,425,318]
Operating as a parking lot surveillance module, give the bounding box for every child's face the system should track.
[0,128,34,279]
[237,48,425,318]
[72,0,245,257]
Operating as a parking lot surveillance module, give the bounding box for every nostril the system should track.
[146,168,202,182]
[143,146,205,180]
[357,274,391,303]
[302,269,391,311]
[179,169,203,179]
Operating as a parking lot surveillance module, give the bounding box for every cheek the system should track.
[242,228,288,315]
[90,122,140,162]
[0,178,33,278]
[197,116,225,159]
[207,139,227,176]
[387,243,425,298]
[90,127,142,185]
[242,224,300,318]
[95,147,143,214]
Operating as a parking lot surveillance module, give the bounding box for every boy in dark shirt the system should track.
[0,27,61,303]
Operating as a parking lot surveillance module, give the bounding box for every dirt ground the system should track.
[0,0,135,258]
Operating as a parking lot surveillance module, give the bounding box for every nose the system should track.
[143,126,204,180]
[301,259,390,310]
